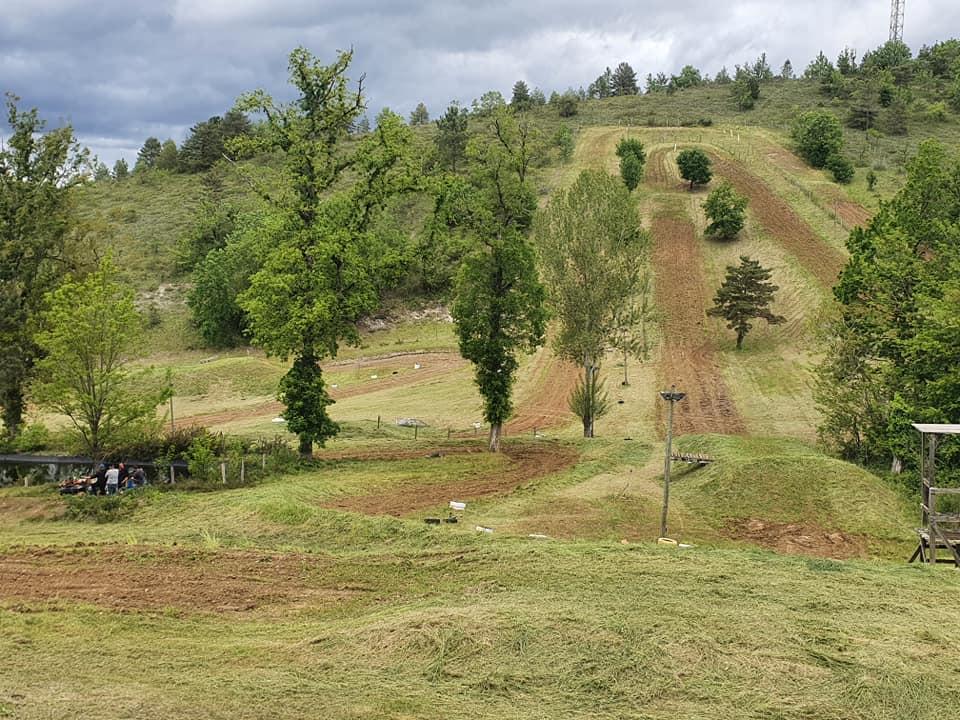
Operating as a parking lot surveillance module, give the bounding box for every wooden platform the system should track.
[910,529,960,566]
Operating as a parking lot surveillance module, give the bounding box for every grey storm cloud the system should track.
[2,0,959,165]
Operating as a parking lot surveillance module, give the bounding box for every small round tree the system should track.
[791,110,843,168]
[703,181,748,240]
[676,148,712,190]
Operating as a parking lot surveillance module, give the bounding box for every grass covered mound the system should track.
[673,435,914,557]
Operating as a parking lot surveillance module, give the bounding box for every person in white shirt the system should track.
[105,465,120,495]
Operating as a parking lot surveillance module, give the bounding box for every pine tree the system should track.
[156,139,179,171]
[435,102,469,172]
[409,102,429,125]
[707,256,785,349]
[112,158,129,179]
[612,62,639,95]
[511,80,532,110]
[780,59,794,80]
[135,137,162,171]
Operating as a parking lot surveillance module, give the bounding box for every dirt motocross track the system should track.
[323,443,578,516]
[650,215,746,436]
[0,545,357,613]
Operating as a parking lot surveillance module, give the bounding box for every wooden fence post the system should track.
[220,462,227,485]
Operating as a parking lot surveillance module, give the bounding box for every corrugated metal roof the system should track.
[912,423,960,434]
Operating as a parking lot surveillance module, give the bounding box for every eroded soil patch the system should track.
[650,216,746,436]
[507,349,579,434]
[726,518,867,559]
[323,444,578,517]
[0,545,357,613]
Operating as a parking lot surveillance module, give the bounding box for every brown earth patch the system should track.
[650,215,746,436]
[0,496,62,523]
[709,153,847,287]
[647,146,680,190]
[0,545,359,613]
[323,443,578,517]
[507,349,579,434]
[185,351,467,427]
[726,518,867,560]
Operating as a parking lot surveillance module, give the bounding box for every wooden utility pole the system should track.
[659,386,686,538]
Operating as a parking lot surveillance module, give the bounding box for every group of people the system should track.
[88,462,147,495]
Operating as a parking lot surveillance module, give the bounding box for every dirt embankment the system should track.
[726,518,868,560]
[506,350,579,434]
[322,443,578,517]
[650,216,746,436]
[0,545,358,613]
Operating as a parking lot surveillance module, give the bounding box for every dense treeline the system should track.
[816,140,960,477]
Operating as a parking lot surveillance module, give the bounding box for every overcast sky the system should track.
[3,0,959,167]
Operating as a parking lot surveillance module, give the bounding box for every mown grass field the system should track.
[4,87,960,718]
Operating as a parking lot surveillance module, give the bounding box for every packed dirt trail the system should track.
[650,215,746,436]
[323,443,578,516]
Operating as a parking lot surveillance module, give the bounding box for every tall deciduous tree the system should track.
[445,108,547,451]
[156,139,179,170]
[235,48,417,457]
[0,94,90,438]
[535,169,648,437]
[435,102,469,172]
[31,260,170,455]
[676,148,712,189]
[707,256,785,349]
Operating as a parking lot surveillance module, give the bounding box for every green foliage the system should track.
[615,137,645,191]
[13,422,51,452]
[511,81,531,110]
[861,40,913,76]
[612,62,639,96]
[178,110,251,173]
[135,137,162,171]
[64,491,147,523]
[156,139,179,171]
[31,259,171,454]
[553,124,574,162]
[446,108,547,450]
[791,110,843,168]
[826,153,854,184]
[702,181,748,240]
[568,371,611,435]
[112,158,129,179]
[235,48,418,455]
[0,94,90,438]
[817,140,960,469]
[589,67,613,99]
[472,90,506,116]
[672,65,703,90]
[866,169,878,191]
[676,148,712,189]
[278,354,339,453]
[409,102,429,125]
[707,256,785,349]
[535,169,647,436]
[185,434,219,482]
[175,198,238,273]
[780,59,794,80]
[435,102,469,172]
[804,51,835,81]
[731,69,758,110]
[557,92,578,118]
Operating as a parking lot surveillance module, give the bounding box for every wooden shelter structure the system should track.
[909,424,960,567]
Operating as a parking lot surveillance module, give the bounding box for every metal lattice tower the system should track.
[889,0,905,43]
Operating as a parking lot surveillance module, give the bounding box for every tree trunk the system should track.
[891,455,903,474]
[488,423,502,452]
[298,435,313,460]
[582,362,595,438]
[622,349,629,386]
[736,331,745,350]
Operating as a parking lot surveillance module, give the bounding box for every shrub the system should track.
[703,182,748,240]
[13,423,52,452]
[64,491,149,523]
[826,153,855,184]
[791,110,843,168]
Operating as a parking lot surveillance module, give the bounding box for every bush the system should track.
[64,490,150,523]
[703,182,748,239]
[676,148,712,189]
[826,153,855,184]
[185,434,220,482]
[792,110,843,168]
[13,423,52,452]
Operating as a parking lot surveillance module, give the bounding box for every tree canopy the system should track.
[612,62,639,95]
[0,94,90,438]
[535,169,648,437]
[234,47,418,456]
[707,256,785,349]
[676,148,712,189]
[703,181,748,240]
[615,137,646,191]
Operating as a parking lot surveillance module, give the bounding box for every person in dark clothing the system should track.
[133,467,147,488]
[95,464,107,495]
[117,462,128,490]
